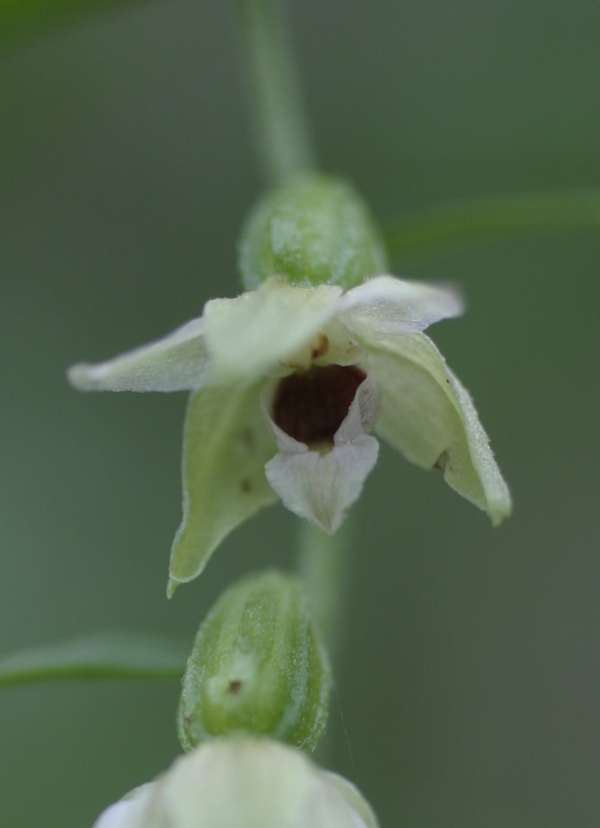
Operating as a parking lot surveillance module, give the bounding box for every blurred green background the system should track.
[1,1,599,825]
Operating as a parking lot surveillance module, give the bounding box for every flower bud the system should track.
[238,174,387,291]
[177,571,330,753]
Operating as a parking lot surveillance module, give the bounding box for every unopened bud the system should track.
[177,571,330,753]
[238,174,387,291]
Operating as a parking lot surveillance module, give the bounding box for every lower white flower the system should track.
[92,738,379,828]
[68,274,511,593]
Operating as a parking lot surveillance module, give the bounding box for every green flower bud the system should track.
[177,571,331,753]
[238,174,387,291]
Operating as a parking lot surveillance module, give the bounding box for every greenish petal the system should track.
[324,772,381,828]
[339,275,464,340]
[368,333,511,525]
[168,381,277,595]
[68,318,208,392]
[204,276,342,382]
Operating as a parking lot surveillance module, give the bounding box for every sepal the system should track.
[67,318,208,392]
[168,382,277,596]
[369,333,511,524]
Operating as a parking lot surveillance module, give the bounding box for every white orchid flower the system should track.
[92,737,380,828]
[68,272,511,594]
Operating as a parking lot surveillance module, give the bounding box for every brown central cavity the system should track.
[272,364,366,447]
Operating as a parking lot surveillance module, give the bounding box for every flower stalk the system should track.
[234,0,315,186]
[298,518,354,661]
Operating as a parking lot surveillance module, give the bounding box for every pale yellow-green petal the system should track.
[204,277,343,382]
[92,784,154,828]
[168,382,277,596]
[138,739,379,828]
[339,274,464,339]
[324,772,381,828]
[68,318,208,393]
[367,333,511,525]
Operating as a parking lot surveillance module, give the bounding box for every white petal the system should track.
[338,275,464,341]
[265,440,378,534]
[368,333,511,525]
[204,276,343,382]
[168,380,277,596]
[263,376,380,533]
[92,784,154,828]
[92,802,137,828]
[68,318,208,392]
[335,371,381,439]
[324,773,381,828]
[139,738,378,828]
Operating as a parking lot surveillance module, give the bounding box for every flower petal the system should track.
[338,275,464,341]
[93,784,154,828]
[204,277,343,382]
[325,772,380,828]
[139,739,379,828]
[67,318,208,392]
[263,376,380,533]
[368,333,511,525]
[168,381,277,596]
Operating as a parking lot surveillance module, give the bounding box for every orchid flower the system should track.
[68,176,511,594]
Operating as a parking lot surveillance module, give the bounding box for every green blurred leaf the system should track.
[0,633,189,688]
[384,188,600,262]
[0,0,147,48]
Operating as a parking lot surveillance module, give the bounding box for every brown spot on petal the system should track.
[310,333,329,360]
[434,450,449,471]
[228,680,242,694]
[238,428,255,448]
[272,364,366,448]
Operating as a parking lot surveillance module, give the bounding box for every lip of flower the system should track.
[91,737,381,828]
[68,273,511,593]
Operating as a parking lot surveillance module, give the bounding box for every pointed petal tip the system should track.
[166,577,179,599]
[340,275,466,341]
[66,317,209,393]
[489,495,513,527]
[317,516,339,535]
[66,362,100,391]
[436,280,465,318]
[370,333,512,523]
[303,509,343,535]
[167,551,210,599]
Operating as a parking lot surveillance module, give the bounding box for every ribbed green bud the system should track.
[238,174,387,291]
[177,571,331,753]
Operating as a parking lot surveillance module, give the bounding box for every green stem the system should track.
[234,0,316,186]
[384,187,600,261]
[298,519,353,661]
